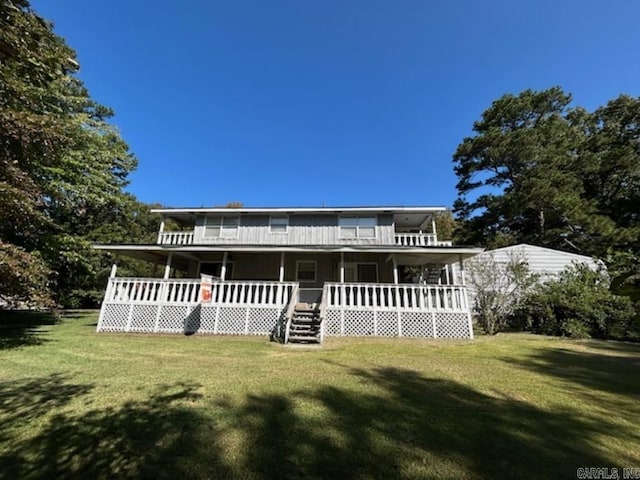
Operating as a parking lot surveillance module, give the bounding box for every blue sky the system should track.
[32,0,640,209]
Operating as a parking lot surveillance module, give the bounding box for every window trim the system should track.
[203,216,240,238]
[296,260,317,283]
[339,216,377,239]
[269,215,289,234]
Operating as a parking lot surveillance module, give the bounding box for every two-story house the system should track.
[95,206,482,343]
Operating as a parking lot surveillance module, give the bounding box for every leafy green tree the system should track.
[453,87,640,300]
[0,0,137,306]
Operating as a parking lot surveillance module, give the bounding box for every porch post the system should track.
[220,252,228,281]
[445,264,451,285]
[279,252,285,282]
[339,252,345,283]
[109,263,118,278]
[392,255,398,284]
[458,254,466,285]
[157,217,165,244]
[163,253,173,279]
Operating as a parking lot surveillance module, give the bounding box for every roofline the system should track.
[150,206,448,215]
[94,244,483,255]
[485,243,596,261]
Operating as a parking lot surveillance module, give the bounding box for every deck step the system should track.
[288,334,320,343]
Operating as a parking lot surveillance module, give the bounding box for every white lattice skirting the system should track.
[97,302,285,335]
[324,307,473,338]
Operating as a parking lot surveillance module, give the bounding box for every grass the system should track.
[0,311,639,479]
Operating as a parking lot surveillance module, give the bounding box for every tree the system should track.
[466,251,538,335]
[453,87,640,302]
[453,87,639,257]
[0,0,137,306]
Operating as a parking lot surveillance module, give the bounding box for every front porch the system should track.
[97,277,472,340]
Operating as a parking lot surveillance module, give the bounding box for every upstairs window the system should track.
[339,216,376,238]
[204,216,239,238]
[269,216,288,233]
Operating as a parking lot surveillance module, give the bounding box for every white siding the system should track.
[193,213,395,246]
[474,244,600,279]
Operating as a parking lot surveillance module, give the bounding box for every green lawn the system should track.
[0,311,639,479]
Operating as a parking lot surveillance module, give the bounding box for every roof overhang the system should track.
[151,206,447,223]
[94,244,483,265]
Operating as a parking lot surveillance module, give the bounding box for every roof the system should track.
[481,243,596,263]
[151,206,447,215]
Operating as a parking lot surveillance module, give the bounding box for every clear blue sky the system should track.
[32,0,640,209]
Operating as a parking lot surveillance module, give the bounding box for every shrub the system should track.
[511,265,637,340]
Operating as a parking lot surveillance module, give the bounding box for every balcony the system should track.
[394,233,452,247]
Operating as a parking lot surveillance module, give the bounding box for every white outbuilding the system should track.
[471,243,601,280]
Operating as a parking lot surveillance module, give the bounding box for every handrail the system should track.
[394,233,452,247]
[318,284,329,343]
[325,282,469,312]
[283,283,300,344]
[105,278,296,306]
[157,230,194,245]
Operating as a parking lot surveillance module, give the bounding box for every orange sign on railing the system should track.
[200,274,213,302]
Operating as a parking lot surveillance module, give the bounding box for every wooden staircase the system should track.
[286,303,322,344]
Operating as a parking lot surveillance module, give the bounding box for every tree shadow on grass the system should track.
[0,375,232,480]
[0,367,632,479]
[506,347,640,401]
[219,366,623,479]
[0,310,59,349]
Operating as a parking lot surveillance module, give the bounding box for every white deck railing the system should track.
[105,278,296,306]
[325,282,469,312]
[394,233,452,247]
[157,231,194,245]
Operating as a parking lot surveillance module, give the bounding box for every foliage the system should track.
[452,87,640,300]
[433,210,457,241]
[0,242,54,308]
[466,251,538,335]
[511,265,638,340]
[0,0,139,307]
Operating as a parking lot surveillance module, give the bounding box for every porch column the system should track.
[445,264,451,285]
[279,252,285,282]
[458,254,466,285]
[392,255,398,284]
[163,253,173,279]
[220,252,228,281]
[157,217,165,244]
[339,252,345,283]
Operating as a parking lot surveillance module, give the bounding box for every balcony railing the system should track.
[157,231,194,245]
[394,233,452,247]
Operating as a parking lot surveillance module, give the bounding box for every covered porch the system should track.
[95,246,477,339]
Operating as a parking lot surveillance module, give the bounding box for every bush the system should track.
[511,265,637,340]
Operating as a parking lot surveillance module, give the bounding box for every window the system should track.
[269,216,288,233]
[339,216,376,238]
[296,260,317,282]
[204,216,239,238]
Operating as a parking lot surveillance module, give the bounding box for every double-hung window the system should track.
[296,261,317,282]
[204,216,239,238]
[339,216,376,238]
[269,216,288,233]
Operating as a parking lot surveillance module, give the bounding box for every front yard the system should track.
[0,311,638,479]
